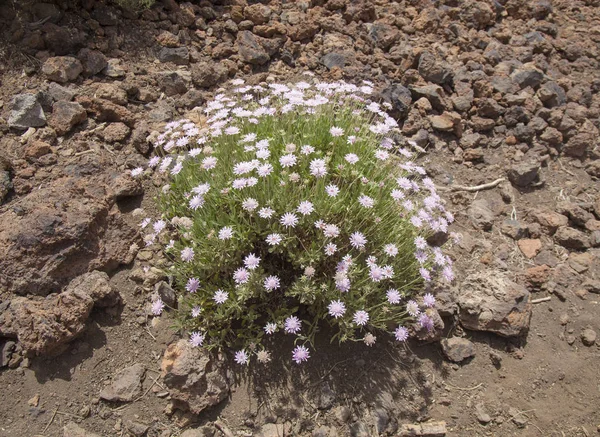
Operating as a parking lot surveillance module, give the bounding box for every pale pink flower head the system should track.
[363,333,376,346]
[244,253,261,270]
[386,288,401,304]
[190,331,205,347]
[219,226,234,240]
[284,315,302,334]
[406,300,420,317]
[264,275,280,291]
[345,153,359,164]
[330,126,344,137]
[353,310,369,326]
[266,233,283,245]
[131,167,144,177]
[418,313,434,331]
[181,247,194,262]
[151,298,165,316]
[325,184,340,197]
[328,300,346,318]
[309,159,327,177]
[264,322,277,334]
[394,326,409,342]
[384,244,398,257]
[186,277,200,293]
[234,350,249,365]
[233,268,250,285]
[423,293,436,308]
[213,289,228,304]
[297,201,314,216]
[292,345,310,364]
[358,195,374,208]
[280,212,299,228]
[349,232,367,249]
[324,243,337,256]
[280,153,297,168]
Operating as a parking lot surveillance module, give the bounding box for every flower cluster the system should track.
[137,78,454,365]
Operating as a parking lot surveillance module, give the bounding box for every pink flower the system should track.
[292,345,310,364]
[186,278,200,293]
[386,288,401,304]
[353,310,369,326]
[394,326,409,342]
[349,232,367,249]
[213,289,228,304]
[280,212,299,228]
[264,276,280,291]
[328,300,346,318]
[406,300,420,317]
[330,126,344,137]
[297,201,314,215]
[423,293,436,308]
[190,332,205,347]
[181,247,194,262]
[233,268,250,285]
[244,253,261,270]
[235,350,249,365]
[284,316,302,334]
[151,298,165,315]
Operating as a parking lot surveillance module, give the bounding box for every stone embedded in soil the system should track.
[0,289,93,356]
[0,169,11,204]
[42,56,83,83]
[468,199,495,231]
[191,62,227,89]
[99,363,145,402]
[533,210,568,234]
[101,122,130,143]
[8,94,46,130]
[518,238,542,259]
[157,47,190,65]
[398,421,447,436]
[501,219,528,240]
[155,281,176,307]
[507,161,540,187]
[581,328,596,346]
[64,422,102,437]
[49,101,87,136]
[475,402,492,424]
[457,271,532,337]
[161,339,230,415]
[440,337,475,363]
[65,271,119,308]
[321,52,347,70]
[77,48,107,76]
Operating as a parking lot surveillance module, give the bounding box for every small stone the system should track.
[507,161,540,187]
[518,239,542,259]
[158,47,189,65]
[475,403,491,424]
[318,382,336,410]
[28,393,40,407]
[237,31,270,65]
[8,94,46,129]
[500,220,528,240]
[77,48,107,76]
[99,363,145,402]
[581,328,596,346]
[441,337,475,363]
[321,52,346,70]
[155,281,176,307]
[468,199,495,231]
[244,3,272,24]
[42,56,83,83]
[125,420,150,437]
[398,421,447,436]
[64,422,102,437]
[101,122,130,143]
[48,101,87,136]
[334,405,351,423]
[489,350,502,367]
[430,114,454,132]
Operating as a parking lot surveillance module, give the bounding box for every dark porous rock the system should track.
[563,131,593,158]
[0,290,93,356]
[40,22,85,56]
[0,169,11,204]
[457,271,532,337]
[554,226,589,250]
[244,3,271,24]
[158,47,190,65]
[0,176,138,297]
[157,71,189,96]
[191,62,228,88]
[378,83,412,117]
[91,5,120,26]
[237,30,270,65]
[48,101,87,136]
[8,94,46,130]
[77,48,107,76]
[507,160,540,187]
[76,96,135,126]
[511,67,544,89]
[410,84,446,111]
[459,1,495,29]
[42,56,83,83]
[108,172,143,200]
[47,82,76,102]
[321,52,346,70]
[441,337,475,363]
[95,83,128,106]
[31,3,62,23]
[418,51,451,84]
[586,160,600,178]
[99,363,145,402]
[161,339,230,414]
[538,81,567,108]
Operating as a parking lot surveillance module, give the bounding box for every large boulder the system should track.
[0,289,93,356]
[0,176,138,297]
[161,340,230,414]
[457,271,532,337]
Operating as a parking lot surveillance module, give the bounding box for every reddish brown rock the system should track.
[41,56,83,83]
[48,101,87,135]
[0,289,93,356]
[518,238,542,259]
[161,340,230,415]
[532,210,569,234]
[525,265,551,287]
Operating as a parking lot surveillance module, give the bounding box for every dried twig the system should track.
[42,408,58,433]
[443,382,484,391]
[531,297,551,304]
[439,178,506,192]
[214,420,235,437]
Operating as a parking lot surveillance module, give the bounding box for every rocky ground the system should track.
[0,0,599,436]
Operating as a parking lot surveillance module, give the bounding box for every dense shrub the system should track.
[136,78,455,365]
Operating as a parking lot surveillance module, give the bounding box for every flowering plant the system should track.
[136,78,454,365]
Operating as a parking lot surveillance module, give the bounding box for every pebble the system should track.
[581,328,597,346]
